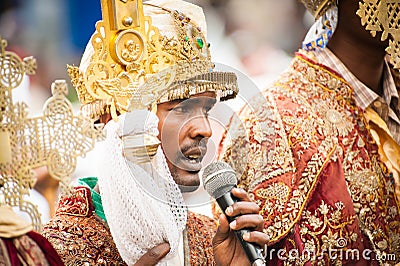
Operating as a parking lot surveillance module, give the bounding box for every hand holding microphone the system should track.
[202,161,268,266]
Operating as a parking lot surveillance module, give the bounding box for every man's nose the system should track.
[189,114,212,139]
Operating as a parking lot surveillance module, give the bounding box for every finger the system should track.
[231,187,251,202]
[229,214,264,231]
[225,201,260,217]
[218,213,230,234]
[134,243,170,266]
[242,231,270,247]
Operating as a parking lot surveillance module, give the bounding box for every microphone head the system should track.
[202,161,237,199]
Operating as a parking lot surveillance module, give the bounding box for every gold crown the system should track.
[300,0,336,18]
[69,0,238,120]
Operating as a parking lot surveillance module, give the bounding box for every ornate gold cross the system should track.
[0,36,104,231]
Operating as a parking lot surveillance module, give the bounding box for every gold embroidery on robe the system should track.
[220,51,400,264]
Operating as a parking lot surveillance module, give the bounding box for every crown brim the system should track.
[157,70,238,104]
[78,61,238,120]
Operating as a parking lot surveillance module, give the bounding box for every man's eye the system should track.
[172,106,188,113]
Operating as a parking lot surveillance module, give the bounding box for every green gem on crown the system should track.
[196,38,204,48]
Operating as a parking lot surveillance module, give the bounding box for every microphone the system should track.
[202,161,266,266]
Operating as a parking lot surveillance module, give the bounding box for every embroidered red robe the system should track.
[42,186,216,265]
[220,51,400,265]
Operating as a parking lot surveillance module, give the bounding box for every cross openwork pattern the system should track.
[0,36,104,231]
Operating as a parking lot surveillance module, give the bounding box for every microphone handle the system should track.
[216,192,266,266]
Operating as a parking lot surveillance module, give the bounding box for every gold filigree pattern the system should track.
[256,183,290,202]
[324,109,353,137]
[357,0,400,68]
[0,36,104,231]
[344,156,400,261]
[256,183,291,219]
[296,201,357,264]
[219,91,290,192]
[259,137,336,242]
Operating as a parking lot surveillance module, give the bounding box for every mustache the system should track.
[180,139,208,155]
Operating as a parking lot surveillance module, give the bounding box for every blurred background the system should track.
[0,0,312,222]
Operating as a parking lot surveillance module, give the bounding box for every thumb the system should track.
[134,243,170,266]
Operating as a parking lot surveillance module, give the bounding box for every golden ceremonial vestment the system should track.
[220,51,400,265]
[42,183,216,265]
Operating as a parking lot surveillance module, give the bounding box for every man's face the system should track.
[156,91,216,192]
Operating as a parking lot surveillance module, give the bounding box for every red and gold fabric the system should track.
[0,206,64,266]
[42,186,216,265]
[0,231,64,266]
[220,50,400,265]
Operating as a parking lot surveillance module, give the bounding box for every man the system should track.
[42,0,268,265]
[220,0,400,265]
